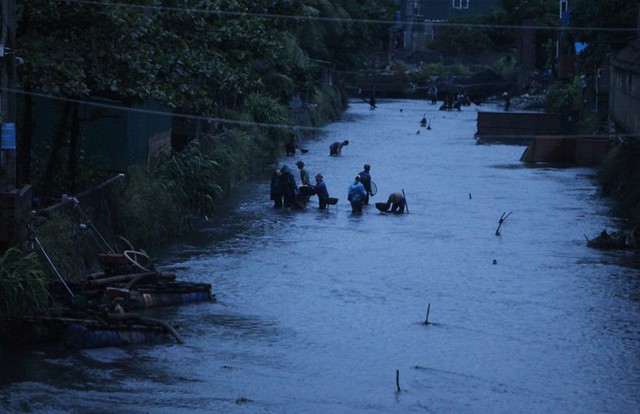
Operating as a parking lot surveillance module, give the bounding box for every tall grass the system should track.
[0,247,51,321]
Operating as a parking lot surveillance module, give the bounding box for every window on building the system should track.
[453,0,469,10]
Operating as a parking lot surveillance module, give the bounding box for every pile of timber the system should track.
[4,251,214,349]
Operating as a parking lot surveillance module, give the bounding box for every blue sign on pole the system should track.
[1,123,16,149]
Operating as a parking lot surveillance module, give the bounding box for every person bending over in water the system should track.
[386,192,406,214]
[329,140,349,156]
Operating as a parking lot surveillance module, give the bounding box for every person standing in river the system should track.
[329,140,349,156]
[270,169,283,208]
[358,164,373,205]
[279,165,298,208]
[347,176,367,214]
[313,173,330,210]
[296,160,312,205]
[285,133,298,155]
[296,160,310,186]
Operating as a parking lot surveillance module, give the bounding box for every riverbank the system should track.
[0,85,350,337]
[598,138,640,231]
[3,87,639,341]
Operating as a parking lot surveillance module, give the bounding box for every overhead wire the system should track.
[49,0,639,33]
[0,86,320,132]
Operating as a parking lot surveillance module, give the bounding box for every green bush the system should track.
[0,247,51,321]
[545,77,581,114]
[599,144,640,225]
[492,56,517,78]
[111,166,185,247]
[33,212,102,282]
[451,63,473,77]
[152,140,224,216]
[419,63,447,78]
[313,85,346,124]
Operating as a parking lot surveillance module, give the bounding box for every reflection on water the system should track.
[2,100,640,413]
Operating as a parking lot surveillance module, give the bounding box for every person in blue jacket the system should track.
[347,175,367,213]
[313,173,330,210]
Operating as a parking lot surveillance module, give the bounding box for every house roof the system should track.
[400,0,500,22]
[612,37,640,73]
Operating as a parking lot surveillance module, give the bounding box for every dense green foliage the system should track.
[109,93,296,246]
[544,77,581,114]
[428,0,557,58]
[16,0,397,199]
[570,0,640,72]
[0,247,51,321]
[599,144,640,227]
[33,212,104,281]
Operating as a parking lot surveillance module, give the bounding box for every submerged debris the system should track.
[586,229,639,250]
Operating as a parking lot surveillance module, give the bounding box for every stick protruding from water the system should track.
[424,303,431,325]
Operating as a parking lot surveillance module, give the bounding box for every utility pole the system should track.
[1,0,17,191]
[0,0,27,252]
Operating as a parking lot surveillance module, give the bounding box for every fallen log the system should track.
[86,271,176,287]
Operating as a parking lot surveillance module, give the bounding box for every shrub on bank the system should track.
[598,142,640,228]
[0,247,52,324]
[0,84,349,312]
[108,89,347,248]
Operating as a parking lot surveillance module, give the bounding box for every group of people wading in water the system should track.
[270,137,406,214]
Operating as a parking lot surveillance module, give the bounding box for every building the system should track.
[394,0,500,51]
[610,38,640,135]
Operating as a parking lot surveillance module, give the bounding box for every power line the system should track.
[0,86,321,132]
[48,0,639,33]
[5,85,637,142]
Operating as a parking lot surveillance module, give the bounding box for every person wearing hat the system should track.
[358,163,373,205]
[296,160,310,186]
[313,173,330,210]
[347,175,367,213]
[329,140,349,156]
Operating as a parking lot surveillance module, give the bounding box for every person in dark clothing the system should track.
[358,164,372,205]
[285,133,298,155]
[386,192,406,214]
[428,84,438,105]
[270,169,283,208]
[503,92,511,111]
[279,165,298,208]
[313,173,330,210]
[369,84,377,110]
[329,140,349,156]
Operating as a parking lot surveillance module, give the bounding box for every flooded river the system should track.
[2,100,640,413]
